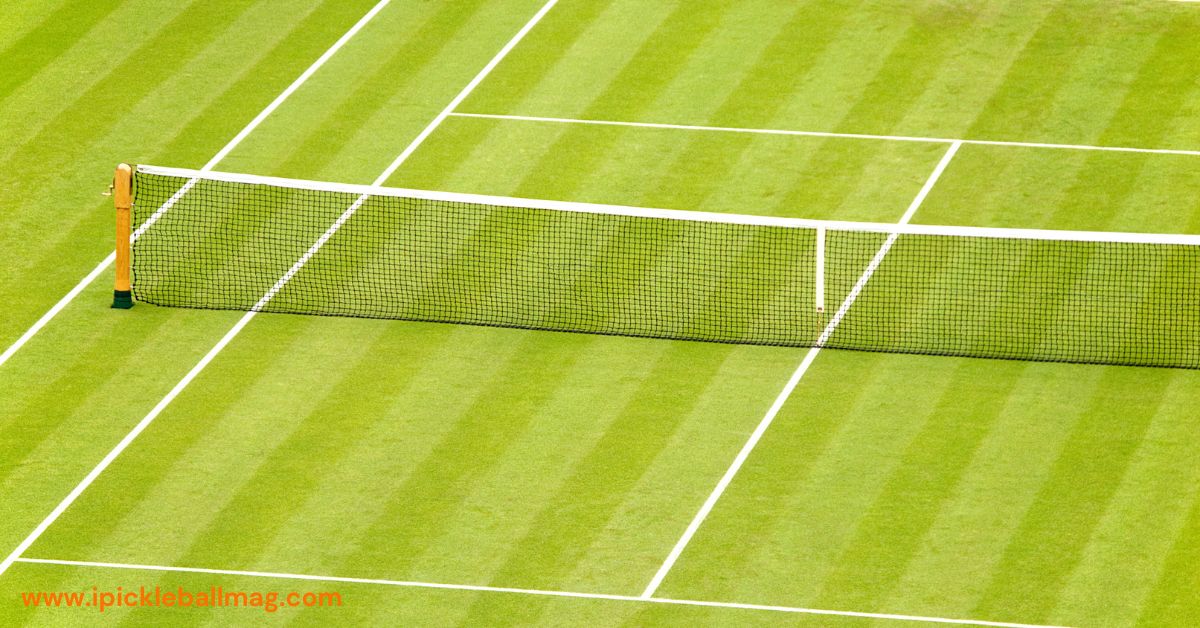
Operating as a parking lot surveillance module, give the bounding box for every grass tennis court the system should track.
[2,0,1200,625]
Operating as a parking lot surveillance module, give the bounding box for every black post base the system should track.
[112,290,133,309]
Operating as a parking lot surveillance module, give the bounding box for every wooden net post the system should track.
[112,163,134,309]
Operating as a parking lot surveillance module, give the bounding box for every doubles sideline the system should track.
[15,557,1066,628]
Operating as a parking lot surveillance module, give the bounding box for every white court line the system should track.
[137,164,1200,245]
[0,0,395,371]
[0,311,255,576]
[0,251,116,368]
[0,0,560,578]
[449,112,1200,157]
[820,141,961,344]
[15,558,1066,628]
[260,0,560,305]
[641,142,963,599]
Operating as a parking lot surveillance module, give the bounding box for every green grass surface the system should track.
[2,0,1200,625]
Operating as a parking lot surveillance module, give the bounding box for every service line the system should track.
[449,112,1200,157]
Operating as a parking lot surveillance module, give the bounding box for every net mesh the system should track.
[131,167,1200,368]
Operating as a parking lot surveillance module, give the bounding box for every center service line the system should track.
[641,141,962,599]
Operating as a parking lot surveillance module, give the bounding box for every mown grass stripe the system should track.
[459,343,733,622]
[0,0,122,101]
[878,364,1104,618]
[4,314,301,600]
[512,1,729,201]
[397,336,670,584]
[1093,12,1199,150]
[23,318,324,559]
[761,4,914,136]
[0,312,170,487]
[104,325,460,626]
[728,357,964,605]
[147,0,388,170]
[1049,372,1200,625]
[0,0,68,47]
[334,334,588,579]
[0,0,190,162]
[713,3,856,130]
[646,350,878,599]
[271,0,492,179]
[636,2,838,213]
[456,0,608,115]
[862,2,1056,139]
[153,323,454,572]
[962,1,1086,141]
[834,8,981,135]
[625,2,798,125]
[971,369,1172,622]
[466,0,679,121]
[0,0,263,174]
[812,360,1024,611]
[950,10,1176,228]
[0,310,240,576]
[1137,487,1200,626]
[241,327,531,574]
[379,0,613,189]
[0,0,367,248]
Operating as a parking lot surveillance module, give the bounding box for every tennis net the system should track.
[126,165,1200,368]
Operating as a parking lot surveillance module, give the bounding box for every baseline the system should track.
[15,557,1065,628]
